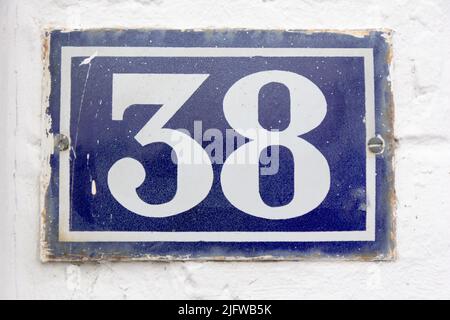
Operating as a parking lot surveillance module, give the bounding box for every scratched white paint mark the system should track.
[70,55,95,203]
[66,265,81,291]
[71,146,76,159]
[79,51,98,66]
[91,180,97,195]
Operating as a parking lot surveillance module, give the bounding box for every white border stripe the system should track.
[64,231,374,242]
[63,47,373,57]
[364,51,376,240]
[59,47,375,242]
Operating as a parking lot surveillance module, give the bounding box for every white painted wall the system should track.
[1,0,449,300]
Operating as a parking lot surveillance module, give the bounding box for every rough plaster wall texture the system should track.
[0,0,449,299]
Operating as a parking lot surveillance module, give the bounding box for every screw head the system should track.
[368,136,385,154]
[55,134,70,151]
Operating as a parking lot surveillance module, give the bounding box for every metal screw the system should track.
[368,136,385,154]
[55,134,70,151]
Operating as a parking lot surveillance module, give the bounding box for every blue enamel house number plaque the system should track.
[42,30,395,261]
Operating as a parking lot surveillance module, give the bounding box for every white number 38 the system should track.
[107,71,330,220]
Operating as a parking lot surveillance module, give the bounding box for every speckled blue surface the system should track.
[44,30,394,260]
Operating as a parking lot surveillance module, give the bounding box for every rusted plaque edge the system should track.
[40,29,396,262]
